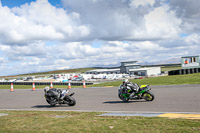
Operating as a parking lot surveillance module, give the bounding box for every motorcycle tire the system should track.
[50,103,56,106]
[143,91,154,101]
[65,96,76,106]
[46,99,56,106]
[118,94,129,102]
[46,96,57,106]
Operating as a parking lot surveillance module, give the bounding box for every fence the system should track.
[0,82,93,86]
[168,68,200,75]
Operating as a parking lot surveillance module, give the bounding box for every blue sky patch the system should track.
[1,0,61,7]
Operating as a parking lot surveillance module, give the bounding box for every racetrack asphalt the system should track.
[0,84,200,113]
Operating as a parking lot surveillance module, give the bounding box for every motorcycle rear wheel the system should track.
[46,99,56,106]
[46,97,57,106]
[143,91,154,101]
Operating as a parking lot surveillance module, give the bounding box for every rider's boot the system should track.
[130,92,138,98]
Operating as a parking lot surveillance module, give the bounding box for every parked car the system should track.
[72,77,84,81]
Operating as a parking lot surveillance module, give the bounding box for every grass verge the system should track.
[0,110,200,133]
[161,65,181,72]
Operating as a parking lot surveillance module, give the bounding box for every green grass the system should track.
[161,65,181,72]
[133,72,200,85]
[0,110,199,133]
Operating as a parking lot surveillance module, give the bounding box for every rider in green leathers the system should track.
[122,79,140,98]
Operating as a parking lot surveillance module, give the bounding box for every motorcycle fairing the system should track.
[140,85,148,88]
[46,89,60,99]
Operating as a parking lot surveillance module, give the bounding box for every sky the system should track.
[0,0,200,76]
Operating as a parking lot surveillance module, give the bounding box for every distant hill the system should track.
[140,57,181,65]
[0,68,95,78]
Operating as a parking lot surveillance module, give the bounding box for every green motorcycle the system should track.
[118,83,154,102]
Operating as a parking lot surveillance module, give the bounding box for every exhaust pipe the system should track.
[69,92,75,96]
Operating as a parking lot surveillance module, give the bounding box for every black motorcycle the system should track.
[118,83,154,102]
[44,87,76,106]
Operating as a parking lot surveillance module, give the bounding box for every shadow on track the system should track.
[103,100,146,104]
[32,105,70,108]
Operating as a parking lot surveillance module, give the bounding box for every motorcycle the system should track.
[44,87,76,106]
[118,82,154,102]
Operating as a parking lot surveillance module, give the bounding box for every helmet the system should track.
[44,86,49,92]
[123,79,129,84]
[124,79,129,83]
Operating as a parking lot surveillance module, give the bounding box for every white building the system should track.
[129,67,161,76]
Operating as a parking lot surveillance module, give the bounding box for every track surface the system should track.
[0,84,200,113]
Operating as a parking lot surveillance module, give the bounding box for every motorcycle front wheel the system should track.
[143,91,154,101]
[119,94,129,102]
[46,99,56,106]
[65,96,76,106]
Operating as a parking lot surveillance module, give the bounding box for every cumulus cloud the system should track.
[130,0,155,7]
[170,0,200,33]
[184,33,200,45]
[0,0,184,44]
[0,0,90,44]
[0,57,5,63]
[0,42,47,62]
[0,0,199,76]
[62,0,182,41]
[143,5,181,39]
[1,36,200,76]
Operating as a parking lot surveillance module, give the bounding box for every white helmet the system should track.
[44,86,49,92]
[125,79,129,83]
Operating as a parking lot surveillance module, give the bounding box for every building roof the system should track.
[123,64,140,67]
[181,55,199,58]
[129,67,160,72]
[121,61,137,63]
